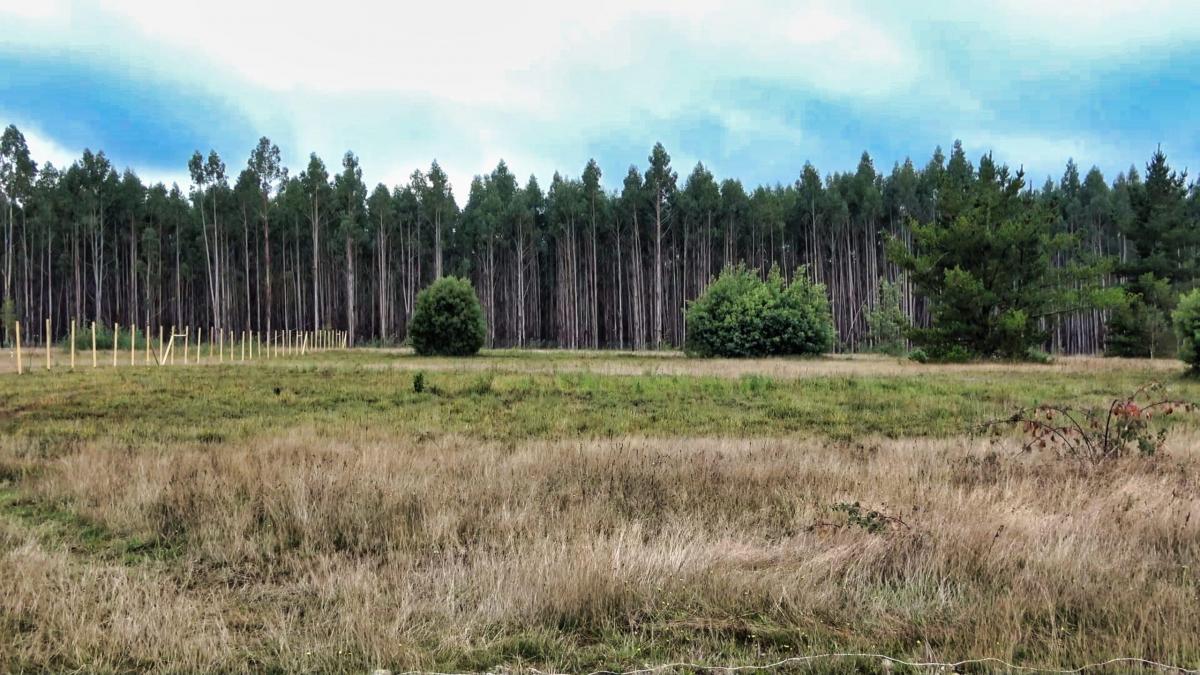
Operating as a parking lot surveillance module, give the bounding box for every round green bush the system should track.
[685,265,835,358]
[409,277,487,356]
[1173,288,1200,372]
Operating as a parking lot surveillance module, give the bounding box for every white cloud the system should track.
[983,0,1200,52]
[955,130,1131,182]
[88,0,921,114]
[5,118,191,190]
[16,124,77,171]
[4,0,1199,193]
[0,0,66,20]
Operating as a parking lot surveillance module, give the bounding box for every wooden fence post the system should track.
[91,321,97,368]
[45,318,51,370]
[184,327,190,363]
[196,327,203,363]
[113,323,119,367]
[130,324,137,366]
[159,326,165,364]
[219,328,224,363]
[145,323,151,364]
[70,320,76,369]
[14,321,21,374]
[169,326,176,364]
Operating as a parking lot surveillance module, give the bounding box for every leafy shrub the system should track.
[1024,347,1053,364]
[412,371,426,394]
[685,265,835,358]
[908,348,928,364]
[58,321,138,351]
[1107,273,1174,358]
[915,344,973,363]
[408,277,487,356]
[865,279,910,355]
[1173,289,1200,372]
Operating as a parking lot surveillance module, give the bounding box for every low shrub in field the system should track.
[907,344,971,363]
[57,321,136,351]
[1174,288,1200,372]
[985,381,1195,462]
[685,265,835,358]
[409,277,487,356]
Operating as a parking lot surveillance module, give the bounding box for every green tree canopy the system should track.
[890,162,1116,360]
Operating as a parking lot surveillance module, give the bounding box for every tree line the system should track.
[2,123,1197,354]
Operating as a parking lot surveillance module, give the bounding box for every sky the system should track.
[2,0,1199,196]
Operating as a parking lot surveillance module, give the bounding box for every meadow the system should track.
[1,350,1198,673]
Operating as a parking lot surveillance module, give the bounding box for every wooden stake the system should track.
[70,320,76,369]
[14,321,22,374]
[241,331,246,361]
[145,323,151,364]
[159,326,165,365]
[113,323,119,367]
[184,327,190,363]
[169,325,175,364]
[91,321,97,368]
[196,327,202,363]
[130,324,136,366]
[45,318,51,370]
[219,328,224,363]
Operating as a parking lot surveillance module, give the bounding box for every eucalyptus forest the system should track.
[2,123,1197,355]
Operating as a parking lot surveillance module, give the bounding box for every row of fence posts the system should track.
[8,320,349,374]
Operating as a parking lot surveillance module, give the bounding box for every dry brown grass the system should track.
[6,344,1187,379]
[355,350,1191,380]
[4,429,1199,672]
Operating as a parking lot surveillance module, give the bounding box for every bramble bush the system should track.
[984,382,1195,463]
[1173,288,1200,373]
[408,277,487,356]
[684,265,834,358]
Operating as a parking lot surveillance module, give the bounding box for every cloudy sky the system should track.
[2,0,1199,194]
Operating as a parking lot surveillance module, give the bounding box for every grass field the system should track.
[1,350,1199,673]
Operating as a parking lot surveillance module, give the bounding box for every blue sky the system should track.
[2,0,1199,195]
